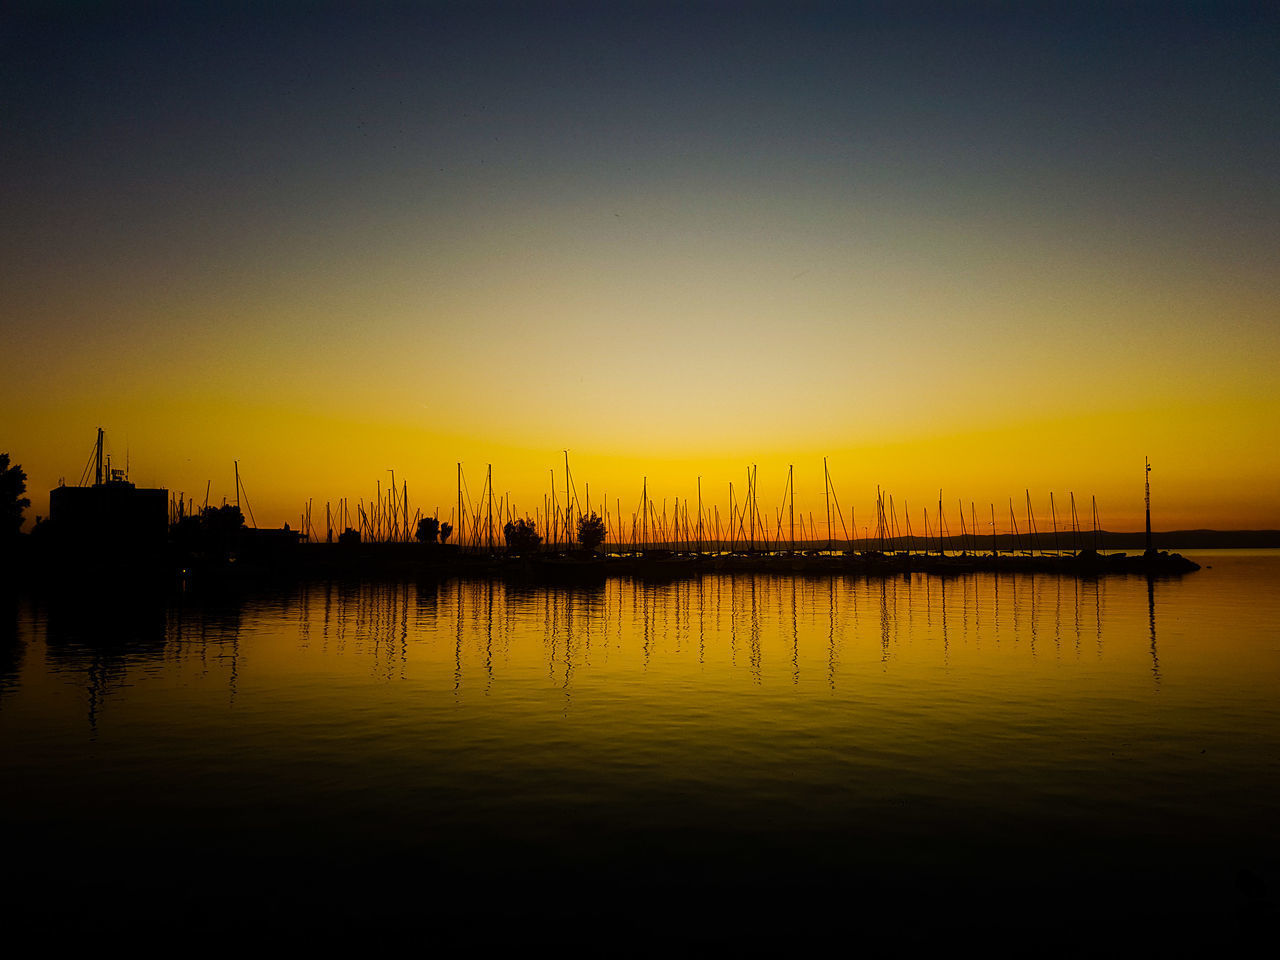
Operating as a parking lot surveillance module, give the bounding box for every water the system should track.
[3,551,1278,947]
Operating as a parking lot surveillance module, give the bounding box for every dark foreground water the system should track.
[3,551,1278,948]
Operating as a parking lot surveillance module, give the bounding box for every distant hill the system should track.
[611,530,1280,552]
[846,530,1280,552]
[1109,530,1280,550]
[767,530,1280,552]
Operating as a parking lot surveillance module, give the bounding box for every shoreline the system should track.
[5,542,1201,592]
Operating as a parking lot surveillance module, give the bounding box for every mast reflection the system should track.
[42,587,169,733]
[1147,575,1161,687]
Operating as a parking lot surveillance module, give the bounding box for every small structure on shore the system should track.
[46,429,167,561]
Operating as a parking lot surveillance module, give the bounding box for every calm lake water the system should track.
[3,551,1278,947]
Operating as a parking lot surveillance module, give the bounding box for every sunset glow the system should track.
[4,3,1277,533]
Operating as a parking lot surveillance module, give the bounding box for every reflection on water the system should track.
[2,553,1279,945]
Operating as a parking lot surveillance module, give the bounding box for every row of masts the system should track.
[164,456,1134,555]
[117,413,1152,553]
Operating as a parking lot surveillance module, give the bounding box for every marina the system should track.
[14,430,1209,585]
[5,3,1278,950]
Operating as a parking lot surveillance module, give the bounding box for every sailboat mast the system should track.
[824,458,831,554]
[1050,492,1059,555]
[697,477,703,554]
[728,482,734,551]
[1070,492,1080,553]
[938,489,944,556]
[642,477,648,551]
[789,464,795,553]
[1144,457,1152,553]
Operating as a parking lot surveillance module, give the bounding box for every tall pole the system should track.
[697,477,703,554]
[789,465,795,553]
[728,482,734,551]
[1093,495,1100,552]
[824,458,831,554]
[752,466,759,551]
[876,486,883,552]
[1050,491,1059,555]
[1025,489,1037,556]
[642,477,648,551]
[1070,492,1080,554]
[1145,457,1153,554]
[938,489,944,556]
[388,470,396,540]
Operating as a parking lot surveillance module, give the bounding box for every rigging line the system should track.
[78,439,98,487]
[564,453,583,513]
[827,473,850,541]
[237,469,258,528]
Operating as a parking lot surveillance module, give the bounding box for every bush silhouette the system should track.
[503,517,541,553]
[577,512,606,553]
[415,516,440,543]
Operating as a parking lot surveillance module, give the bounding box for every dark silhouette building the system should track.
[46,429,167,561]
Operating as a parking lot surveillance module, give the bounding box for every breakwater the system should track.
[206,542,1200,583]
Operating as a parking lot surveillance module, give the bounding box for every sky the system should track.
[3,1,1278,535]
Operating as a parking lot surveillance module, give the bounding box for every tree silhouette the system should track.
[415,516,440,543]
[439,521,453,544]
[202,503,245,536]
[503,517,541,553]
[577,511,606,553]
[170,502,245,559]
[1,454,31,539]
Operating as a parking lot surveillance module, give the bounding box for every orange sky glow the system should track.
[3,5,1277,534]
